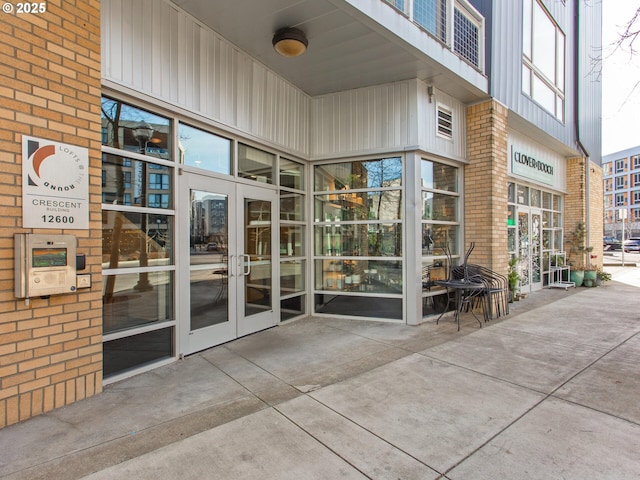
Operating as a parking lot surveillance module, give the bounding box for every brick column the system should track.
[565,157,603,268]
[0,2,102,427]
[465,100,509,276]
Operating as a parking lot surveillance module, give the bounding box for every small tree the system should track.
[567,222,593,269]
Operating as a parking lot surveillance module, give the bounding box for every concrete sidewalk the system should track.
[1,270,639,479]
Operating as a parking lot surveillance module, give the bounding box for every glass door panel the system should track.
[179,174,237,355]
[190,190,230,330]
[530,210,543,290]
[237,185,278,336]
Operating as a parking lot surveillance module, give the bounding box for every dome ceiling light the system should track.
[272,27,308,57]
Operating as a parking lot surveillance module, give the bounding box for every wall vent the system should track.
[437,105,453,139]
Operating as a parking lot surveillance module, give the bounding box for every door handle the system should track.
[243,254,251,276]
[229,255,235,277]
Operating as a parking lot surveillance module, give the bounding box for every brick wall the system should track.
[565,157,602,268]
[589,163,604,268]
[0,1,102,428]
[465,100,510,276]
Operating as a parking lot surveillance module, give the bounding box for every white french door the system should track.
[517,207,543,293]
[178,173,278,355]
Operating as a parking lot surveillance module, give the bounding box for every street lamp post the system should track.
[133,122,154,292]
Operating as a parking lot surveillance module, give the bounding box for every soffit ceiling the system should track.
[170,0,487,102]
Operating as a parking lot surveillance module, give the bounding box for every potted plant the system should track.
[508,256,520,302]
[596,268,612,286]
[583,249,597,287]
[566,222,590,287]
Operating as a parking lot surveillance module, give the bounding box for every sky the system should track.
[601,2,640,155]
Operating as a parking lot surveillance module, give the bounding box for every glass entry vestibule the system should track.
[178,173,278,355]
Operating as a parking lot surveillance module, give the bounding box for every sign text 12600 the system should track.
[41,215,75,224]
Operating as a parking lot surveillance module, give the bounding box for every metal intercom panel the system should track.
[15,234,77,298]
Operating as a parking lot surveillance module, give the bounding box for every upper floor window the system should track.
[382,0,483,70]
[634,173,640,187]
[616,176,625,189]
[522,0,565,121]
[633,155,640,169]
[615,159,625,173]
[634,191,640,205]
[616,193,625,206]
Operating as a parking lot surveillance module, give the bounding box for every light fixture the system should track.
[272,27,308,57]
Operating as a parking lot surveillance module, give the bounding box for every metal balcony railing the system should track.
[383,0,484,70]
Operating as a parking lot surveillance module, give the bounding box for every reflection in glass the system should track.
[190,267,228,330]
[280,226,304,256]
[189,191,228,256]
[280,158,304,190]
[517,184,529,205]
[508,227,516,252]
[314,294,402,320]
[189,190,229,331]
[423,224,458,255]
[102,272,173,334]
[421,160,458,192]
[101,97,171,160]
[530,189,541,207]
[314,259,402,294]
[238,143,275,184]
[421,258,451,318]
[281,295,305,321]
[508,205,516,227]
[102,211,172,269]
[103,327,173,378]
[314,158,402,191]
[245,198,272,316]
[280,192,304,221]
[179,123,231,175]
[314,224,401,257]
[508,182,515,203]
[314,191,402,222]
[422,192,457,221]
[280,260,305,295]
[102,154,173,208]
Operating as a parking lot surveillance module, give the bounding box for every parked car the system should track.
[206,242,219,251]
[623,238,640,253]
[603,236,622,251]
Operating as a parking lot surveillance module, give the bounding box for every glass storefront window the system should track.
[314,223,401,257]
[103,327,173,378]
[508,182,515,203]
[314,191,402,222]
[102,271,174,334]
[281,295,306,322]
[422,192,457,221]
[517,184,529,205]
[530,189,541,207]
[314,158,402,191]
[280,226,304,256]
[314,259,402,294]
[178,123,231,175]
[281,260,305,295]
[102,211,173,269]
[421,160,458,192]
[238,143,275,184]
[314,294,403,320]
[422,224,459,255]
[101,97,171,160]
[280,158,304,190]
[280,192,304,221]
[102,154,173,208]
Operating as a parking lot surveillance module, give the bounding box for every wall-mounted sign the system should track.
[22,136,89,229]
[510,145,555,186]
